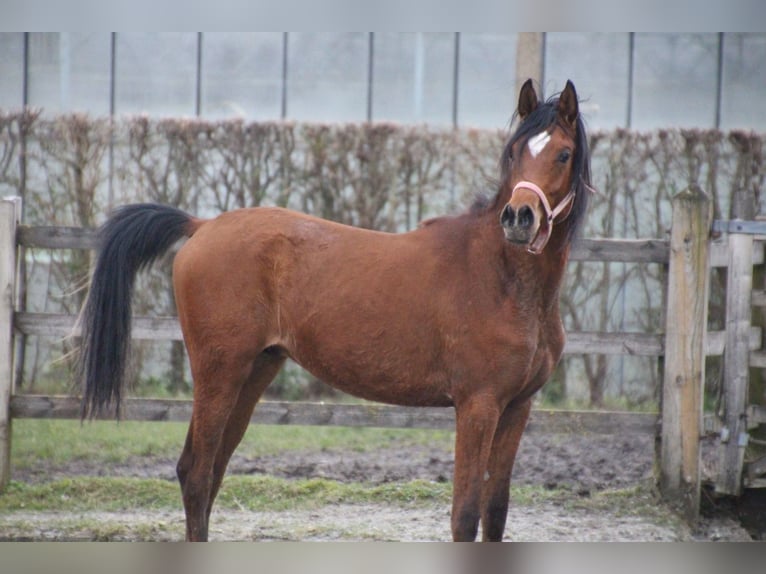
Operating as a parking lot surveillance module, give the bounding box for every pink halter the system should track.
[511,181,576,254]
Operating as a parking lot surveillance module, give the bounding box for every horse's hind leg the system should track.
[480,398,532,541]
[205,351,286,522]
[176,351,260,541]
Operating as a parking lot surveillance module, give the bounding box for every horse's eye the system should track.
[557,150,571,163]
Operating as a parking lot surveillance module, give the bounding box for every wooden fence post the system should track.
[660,185,711,521]
[0,197,20,492]
[716,229,754,496]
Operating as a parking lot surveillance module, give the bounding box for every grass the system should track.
[11,418,455,470]
[0,480,687,542]
[0,477,179,512]
[5,418,459,523]
[0,472,653,512]
[0,475,455,514]
[0,473,668,527]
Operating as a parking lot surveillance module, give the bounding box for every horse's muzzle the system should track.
[500,203,538,245]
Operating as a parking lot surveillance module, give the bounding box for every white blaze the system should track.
[528,131,551,158]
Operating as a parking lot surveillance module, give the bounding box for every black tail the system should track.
[78,203,195,419]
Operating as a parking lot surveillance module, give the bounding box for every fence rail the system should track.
[9,394,662,435]
[12,311,763,358]
[16,224,766,266]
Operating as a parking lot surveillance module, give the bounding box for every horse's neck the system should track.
[514,242,569,301]
[484,221,571,308]
[533,241,570,307]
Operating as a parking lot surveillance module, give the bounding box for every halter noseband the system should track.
[510,181,576,254]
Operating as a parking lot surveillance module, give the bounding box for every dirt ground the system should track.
[5,432,757,541]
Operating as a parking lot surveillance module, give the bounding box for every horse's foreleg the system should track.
[480,398,532,541]
[451,397,501,541]
[205,352,286,523]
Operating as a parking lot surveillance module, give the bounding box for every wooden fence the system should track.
[2,189,765,522]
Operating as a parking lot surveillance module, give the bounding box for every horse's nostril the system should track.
[500,204,515,226]
[518,206,534,229]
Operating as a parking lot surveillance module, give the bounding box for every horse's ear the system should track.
[558,80,579,129]
[517,79,538,120]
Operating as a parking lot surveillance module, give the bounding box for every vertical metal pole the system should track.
[108,32,117,210]
[20,32,29,208]
[195,32,203,117]
[367,33,374,122]
[15,35,29,391]
[617,34,636,391]
[714,33,724,129]
[413,33,424,122]
[449,32,460,212]
[540,32,547,92]
[16,36,30,378]
[281,32,288,119]
[22,33,29,108]
[59,32,71,111]
[626,32,635,128]
[109,33,116,117]
[452,32,460,129]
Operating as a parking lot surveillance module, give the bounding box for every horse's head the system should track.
[499,79,590,254]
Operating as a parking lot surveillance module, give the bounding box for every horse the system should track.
[77,79,591,542]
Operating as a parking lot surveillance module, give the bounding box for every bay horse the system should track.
[77,79,591,541]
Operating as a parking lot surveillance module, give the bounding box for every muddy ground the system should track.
[5,432,760,541]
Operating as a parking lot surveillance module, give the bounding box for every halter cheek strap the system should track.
[511,181,577,254]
